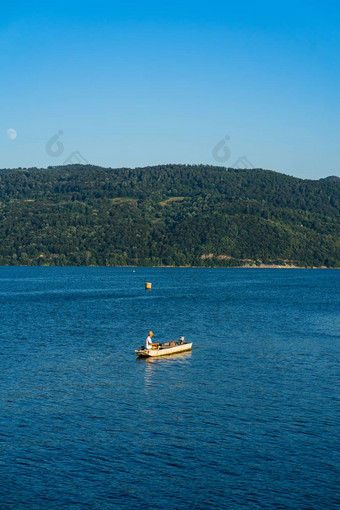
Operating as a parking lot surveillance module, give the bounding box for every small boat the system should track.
[135,337,192,358]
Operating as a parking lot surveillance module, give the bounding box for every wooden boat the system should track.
[135,337,192,358]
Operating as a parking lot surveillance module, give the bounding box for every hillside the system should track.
[0,164,339,267]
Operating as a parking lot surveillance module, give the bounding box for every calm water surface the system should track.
[0,268,339,509]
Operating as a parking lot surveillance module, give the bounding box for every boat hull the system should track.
[135,342,192,358]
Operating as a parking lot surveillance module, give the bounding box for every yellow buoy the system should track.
[145,282,152,290]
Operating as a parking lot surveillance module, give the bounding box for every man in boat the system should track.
[146,331,159,350]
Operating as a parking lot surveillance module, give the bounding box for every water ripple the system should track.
[0,267,339,509]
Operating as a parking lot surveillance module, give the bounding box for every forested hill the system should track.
[0,164,339,267]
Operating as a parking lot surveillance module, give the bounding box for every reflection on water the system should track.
[140,351,193,387]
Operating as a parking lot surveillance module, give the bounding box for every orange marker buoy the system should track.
[145,282,152,290]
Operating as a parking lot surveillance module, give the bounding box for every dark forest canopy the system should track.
[0,164,339,267]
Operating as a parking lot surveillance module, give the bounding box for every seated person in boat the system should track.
[146,331,159,350]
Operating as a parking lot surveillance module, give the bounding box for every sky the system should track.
[1,0,339,178]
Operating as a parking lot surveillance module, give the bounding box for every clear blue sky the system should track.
[1,0,339,178]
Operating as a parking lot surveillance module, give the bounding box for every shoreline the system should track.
[152,265,335,269]
[0,264,337,269]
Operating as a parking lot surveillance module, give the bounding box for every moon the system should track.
[7,128,17,140]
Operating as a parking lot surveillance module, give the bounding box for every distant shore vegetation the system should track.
[0,164,339,268]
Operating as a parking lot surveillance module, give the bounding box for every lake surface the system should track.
[0,267,339,509]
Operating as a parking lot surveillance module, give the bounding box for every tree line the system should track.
[0,164,338,267]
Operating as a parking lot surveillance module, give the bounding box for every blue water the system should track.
[0,268,339,509]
